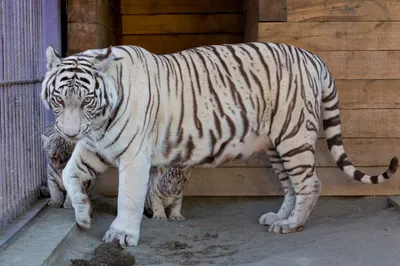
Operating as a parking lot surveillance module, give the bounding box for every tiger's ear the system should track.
[157,166,167,176]
[92,46,115,72]
[46,45,62,71]
[41,134,49,145]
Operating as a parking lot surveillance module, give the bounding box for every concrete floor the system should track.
[42,196,400,266]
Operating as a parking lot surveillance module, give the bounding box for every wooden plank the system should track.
[335,80,400,109]
[244,0,259,42]
[316,51,400,79]
[259,0,287,22]
[96,167,400,196]
[122,14,244,34]
[318,109,400,138]
[120,0,244,15]
[258,22,400,51]
[122,34,243,54]
[287,0,400,22]
[222,138,400,168]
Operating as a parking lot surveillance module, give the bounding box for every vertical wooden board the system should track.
[120,0,244,14]
[122,34,243,54]
[244,0,259,42]
[287,0,400,22]
[317,51,400,79]
[67,0,96,23]
[259,0,287,22]
[258,22,400,51]
[122,14,244,34]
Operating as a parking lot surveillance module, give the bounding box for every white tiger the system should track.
[41,42,398,247]
[144,166,189,221]
[41,132,96,208]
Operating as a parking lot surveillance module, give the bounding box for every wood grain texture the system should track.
[222,138,400,168]
[122,14,244,34]
[120,0,244,14]
[244,0,259,42]
[316,51,400,79]
[258,22,400,51]
[122,34,243,54]
[317,109,400,138]
[96,167,400,196]
[259,0,287,22]
[335,80,400,109]
[287,0,400,22]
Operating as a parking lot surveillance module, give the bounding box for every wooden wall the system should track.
[67,0,120,55]
[93,0,400,197]
[120,0,244,54]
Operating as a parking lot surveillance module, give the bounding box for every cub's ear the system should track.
[46,45,62,71]
[157,166,167,177]
[41,134,49,145]
[92,46,115,71]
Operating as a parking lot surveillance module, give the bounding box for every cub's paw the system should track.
[103,227,139,247]
[259,212,282,226]
[48,200,63,208]
[268,219,304,234]
[169,214,185,221]
[40,186,50,197]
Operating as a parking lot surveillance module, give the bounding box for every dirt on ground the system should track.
[49,196,400,266]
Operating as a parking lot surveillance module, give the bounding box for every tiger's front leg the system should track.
[63,142,109,228]
[103,152,151,247]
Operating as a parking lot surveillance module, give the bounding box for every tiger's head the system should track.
[42,133,75,170]
[158,166,190,195]
[41,46,119,142]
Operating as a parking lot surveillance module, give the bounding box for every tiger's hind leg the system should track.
[259,147,296,226]
[268,140,322,234]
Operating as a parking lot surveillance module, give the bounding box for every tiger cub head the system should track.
[158,166,190,195]
[42,133,75,170]
[41,46,119,143]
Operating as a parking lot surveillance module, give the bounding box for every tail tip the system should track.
[390,157,399,172]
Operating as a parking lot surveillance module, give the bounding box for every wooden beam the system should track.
[259,0,287,22]
[122,14,244,34]
[96,167,400,196]
[122,34,243,54]
[120,0,244,14]
[287,0,400,22]
[244,0,259,42]
[258,22,400,51]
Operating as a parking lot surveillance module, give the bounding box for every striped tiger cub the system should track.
[41,42,398,247]
[144,166,190,221]
[41,132,95,208]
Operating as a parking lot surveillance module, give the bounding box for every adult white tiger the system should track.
[41,42,398,247]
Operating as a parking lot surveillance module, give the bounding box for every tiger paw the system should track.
[72,193,93,229]
[48,200,63,208]
[268,219,305,234]
[169,214,185,221]
[40,186,50,197]
[259,212,282,226]
[153,213,167,220]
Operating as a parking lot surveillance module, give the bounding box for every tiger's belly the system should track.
[152,132,270,168]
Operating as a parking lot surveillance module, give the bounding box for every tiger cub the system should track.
[144,166,190,221]
[41,132,95,208]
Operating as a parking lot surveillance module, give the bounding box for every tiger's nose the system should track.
[64,132,79,138]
